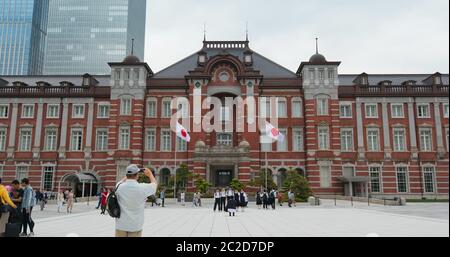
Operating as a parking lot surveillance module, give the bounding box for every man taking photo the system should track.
[115,164,157,237]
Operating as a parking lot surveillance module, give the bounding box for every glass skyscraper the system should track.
[44,0,146,75]
[0,0,49,75]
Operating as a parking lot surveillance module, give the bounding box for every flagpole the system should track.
[265,150,268,190]
[174,138,177,203]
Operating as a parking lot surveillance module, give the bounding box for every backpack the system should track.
[106,183,122,218]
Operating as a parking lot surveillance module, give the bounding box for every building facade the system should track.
[0,0,49,75]
[0,40,448,199]
[43,0,146,75]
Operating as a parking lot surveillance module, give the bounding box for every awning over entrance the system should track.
[66,173,98,183]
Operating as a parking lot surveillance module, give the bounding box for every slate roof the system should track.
[0,75,111,86]
[338,74,449,86]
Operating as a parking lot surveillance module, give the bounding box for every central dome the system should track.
[122,54,141,64]
[309,53,327,64]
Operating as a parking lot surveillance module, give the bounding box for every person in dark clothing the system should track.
[220,188,227,212]
[262,190,269,210]
[256,191,262,209]
[226,197,237,216]
[269,189,276,210]
[239,190,248,212]
[213,190,221,212]
[234,191,240,207]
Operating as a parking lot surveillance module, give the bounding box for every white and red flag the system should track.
[176,122,191,142]
[265,121,285,142]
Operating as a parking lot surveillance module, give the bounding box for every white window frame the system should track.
[22,104,35,118]
[42,166,55,192]
[162,98,172,118]
[97,103,110,118]
[43,128,58,151]
[147,98,157,118]
[19,128,32,151]
[70,128,83,152]
[422,166,436,194]
[0,104,9,118]
[340,128,354,152]
[339,104,352,118]
[72,104,85,119]
[316,97,329,116]
[46,104,60,119]
[118,127,130,150]
[0,165,3,179]
[396,166,409,193]
[0,128,6,151]
[120,98,132,116]
[145,128,156,151]
[391,104,405,118]
[367,128,380,152]
[217,133,233,146]
[393,128,407,152]
[16,166,29,181]
[319,165,331,188]
[369,166,382,193]
[446,128,449,152]
[417,104,430,118]
[176,136,188,152]
[318,126,330,150]
[95,128,108,152]
[277,98,287,118]
[277,128,288,152]
[292,128,303,152]
[291,98,303,118]
[443,103,449,118]
[161,129,172,151]
[419,128,433,152]
[365,103,378,118]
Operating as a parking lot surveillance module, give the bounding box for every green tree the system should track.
[168,163,193,191]
[248,169,276,190]
[194,174,211,194]
[282,169,312,202]
[230,178,245,191]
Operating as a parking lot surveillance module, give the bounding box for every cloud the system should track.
[145,0,449,74]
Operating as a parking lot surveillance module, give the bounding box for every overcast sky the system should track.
[145,0,449,75]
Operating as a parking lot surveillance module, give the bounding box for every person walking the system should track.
[262,190,269,210]
[100,188,108,215]
[20,178,35,237]
[220,188,227,212]
[66,189,74,214]
[57,190,64,213]
[160,189,165,207]
[39,191,46,211]
[197,191,202,207]
[115,165,157,237]
[269,189,276,210]
[288,190,296,207]
[0,178,17,237]
[180,191,186,206]
[239,189,248,212]
[95,190,102,209]
[256,191,262,209]
[213,190,221,212]
[278,191,284,207]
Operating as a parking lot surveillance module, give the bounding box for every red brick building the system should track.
[0,40,448,199]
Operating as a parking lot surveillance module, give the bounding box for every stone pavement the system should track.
[31,200,449,237]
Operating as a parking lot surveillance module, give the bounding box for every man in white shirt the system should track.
[213,190,221,212]
[115,164,157,237]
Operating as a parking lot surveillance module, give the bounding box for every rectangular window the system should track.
[292,100,302,118]
[44,128,57,151]
[317,98,328,116]
[0,105,8,118]
[277,100,287,118]
[70,129,83,151]
[119,127,130,150]
[444,104,449,118]
[320,166,331,188]
[16,166,28,181]
[146,129,156,151]
[147,100,157,117]
[446,128,449,152]
[96,129,108,151]
[340,104,352,118]
[396,167,408,193]
[309,69,315,80]
[419,129,432,151]
[261,142,272,152]
[318,127,329,150]
[369,167,381,193]
[423,167,435,193]
[417,104,430,118]
[217,133,233,146]
[46,104,59,118]
[293,129,303,152]
[393,128,407,152]
[367,128,380,152]
[72,104,85,118]
[0,165,3,179]
[277,129,288,151]
[97,104,110,118]
[0,128,6,151]
[327,69,335,80]
[120,99,132,116]
[42,166,54,191]
[391,104,404,118]
[162,100,172,118]
[341,128,354,152]
[19,128,32,151]
[177,137,187,151]
[365,104,378,118]
[161,129,171,151]
[318,69,325,81]
[22,104,34,118]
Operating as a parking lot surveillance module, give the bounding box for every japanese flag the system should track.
[176,122,191,142]
[265,122,285,142]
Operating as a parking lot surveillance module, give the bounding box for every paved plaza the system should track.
[31,200,449,237]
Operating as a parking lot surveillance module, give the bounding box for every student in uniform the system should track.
[239,189,248,212]
[220,188,227,212]
[180,191,186,206]
[262,190,269,210]
[213,190,221,212]
[227,197,237,217]
[256,191,262,209]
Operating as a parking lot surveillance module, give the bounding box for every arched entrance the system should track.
[160,168,171,186]
[277,168,288,188]
[58,173,99,198]
[296,167,306,177]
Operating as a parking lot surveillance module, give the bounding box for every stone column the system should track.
[381,102,391,158]
[58,102,69,158]
[7,103,19,159]
[407,102,418,158]
[434,102,445,156]
[33,102,44,159]
[84,99,95,159]
[356,101,365,159]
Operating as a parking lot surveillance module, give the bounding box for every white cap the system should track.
[126,164,140,175]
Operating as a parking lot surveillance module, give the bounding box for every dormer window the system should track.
[244,54,252,64]
[361,76,368,85]
[379,80,392,86]
[403,80,416,86]
[434,76,442,85]
[82,77,90,86]
[198,51,207,65]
